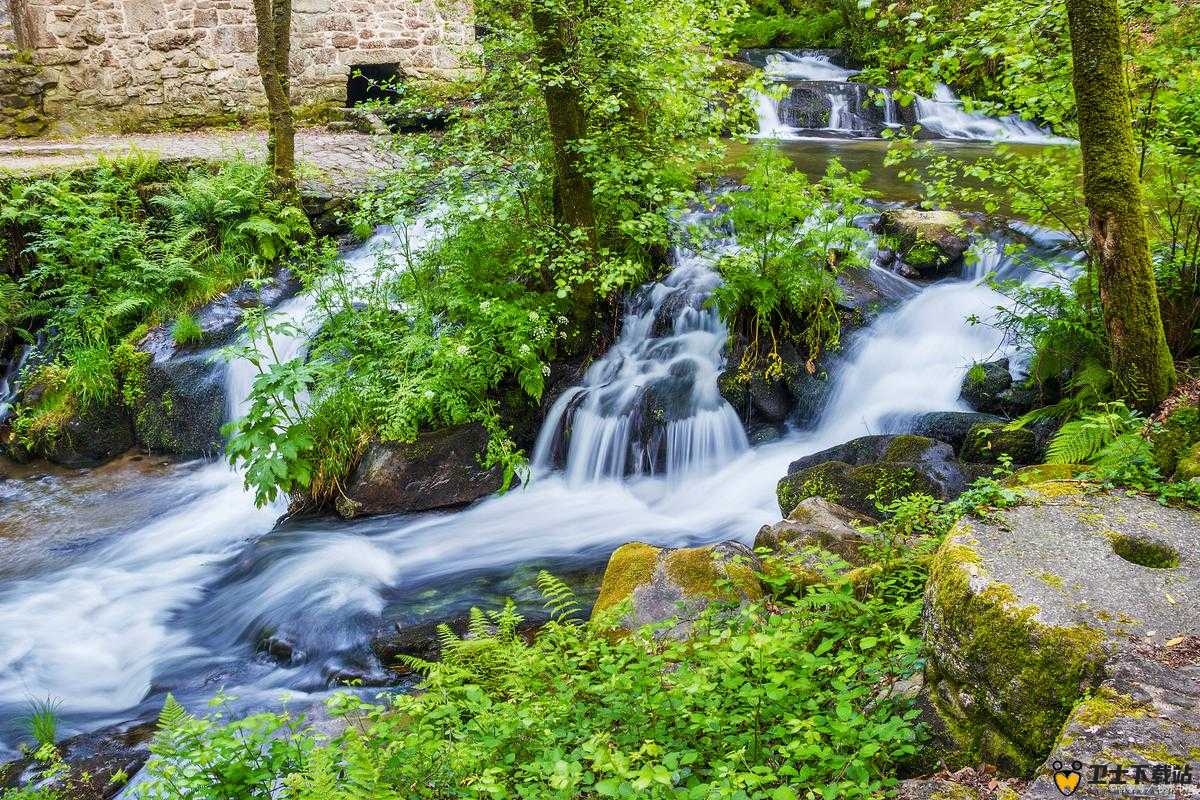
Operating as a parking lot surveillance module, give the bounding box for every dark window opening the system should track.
[346,63,403,107]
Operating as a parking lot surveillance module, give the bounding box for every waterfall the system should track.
[913,83,1068,143]
[533,210,748,482]
[750,50,1068,143]
[0,344,30,424]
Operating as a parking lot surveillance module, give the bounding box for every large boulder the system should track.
[590,540,762,638]
[339,423,509,518]
[876,209,971,277]
[0,719,155,800]
[922,480,1200,776]
[777,434,980,517]
[910,411,1005,452]
[133,269,301,458]
[1151,402,1199,479]
[958,358,1038,418]
[44,401,135,467]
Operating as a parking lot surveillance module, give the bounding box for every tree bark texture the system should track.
[252,0,296,197]
[1065,0,1175,410]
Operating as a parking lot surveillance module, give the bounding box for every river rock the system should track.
[910,411,1006,452]
[133,268,302,458]
[958,421,1041,465]
[922,480,1200,776]
[0,719,155,800]
[590,540,762,638]
[44,400,135,467]
[754,497,876,587]
[339,422,509,518]
[776,434,979,517]
[958,358,1039,418]
[877,209,971,277]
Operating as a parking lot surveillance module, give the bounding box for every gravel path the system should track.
[0,127,403,194]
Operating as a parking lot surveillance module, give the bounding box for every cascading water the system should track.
[749,49,1066,143]
[0,150,1078,770]
[533,213,748,482]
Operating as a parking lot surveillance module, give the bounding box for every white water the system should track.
[752,51,1067,143]
[914,83,1069,144]
[533,215,748,482]
[0,181,1078,764]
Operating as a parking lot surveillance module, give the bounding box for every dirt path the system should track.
[0,127,403,194]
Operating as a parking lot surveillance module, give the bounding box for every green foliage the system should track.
[172,312,203,346]
[226,0,746,508]
[20,696,62,749]
[712,145,874,378]
[1,156,313,453]
[133,693,313,800]
[138,568,924,800]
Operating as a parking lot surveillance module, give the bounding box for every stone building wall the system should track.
[3,0,473,135]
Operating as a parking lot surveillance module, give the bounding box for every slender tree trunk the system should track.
[530,0,597,250]
[1065,0,1175,410]
[252,0,296,197]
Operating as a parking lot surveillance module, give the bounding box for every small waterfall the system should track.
[0,344,30,424]
[533,211,748,482]
[914,83,1067,143]
[764,50,858,82]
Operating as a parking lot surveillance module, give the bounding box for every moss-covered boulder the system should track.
[910,411,1006,452]
[591,541,762,638]
[776,434,979,517]
[44,401,136,467]
[922,483,1200,777]
[754,497,876,588]
[1176,441,1200,481]
[959,422,1040,465]
[877,209,971,277]
[1151,403,1199,478]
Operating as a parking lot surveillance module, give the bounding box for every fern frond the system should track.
[537,570,581,623]
[1045,418,1107,463]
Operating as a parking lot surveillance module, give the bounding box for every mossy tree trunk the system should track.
[530,0,597,253]
[252,0,297,198]
[1065,0,1175,410]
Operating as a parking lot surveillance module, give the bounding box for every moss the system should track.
[924,526,1108,771]
[1070,687,1150,727]
[663,546,762,601]
[1175,441,1200,481]
[1105,531,1180,569]
[778,460,938,518]
[881,434,936,462]
[1028,480,1088,498]
[961,424,1039,465]
[592,542,660,616]
[1151,404,1199,476]
[1004,463,1089,486]
[1038,572,1065,589]
[930,785,982,800]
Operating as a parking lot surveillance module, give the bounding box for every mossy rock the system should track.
[1176,441,1200,481]
[1151,403,1199,477]
[778,459,941,518]
[591,541,762,638]
[922,489,1200,778]
[959,422,1040,465]
[877,208,970,276]
[754,497,876,591]
[1002,463,1089,487]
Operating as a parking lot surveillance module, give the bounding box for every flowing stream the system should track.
[0,62,1079,763]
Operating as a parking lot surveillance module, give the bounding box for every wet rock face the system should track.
[133,268,302,458]
[957,357,1039,418]
[339,422,510,518]
[776,434,983,517]
[910,411,1006,452]
[591,541,762,639]
[921,482,1200,777]
[877,209,971,277]
[44,401,136,467]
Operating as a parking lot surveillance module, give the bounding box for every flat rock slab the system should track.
[923,481,1200,774]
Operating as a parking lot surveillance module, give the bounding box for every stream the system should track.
[0,52,1079,764]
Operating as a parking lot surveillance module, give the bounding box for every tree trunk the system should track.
[1065,0,1175,410]
[252,0,296,197]
[530,0,597,250]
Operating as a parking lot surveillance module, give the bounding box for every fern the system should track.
[1045,402,1144,464]
[537,570,581,622]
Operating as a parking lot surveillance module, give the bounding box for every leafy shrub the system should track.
[711,145,874,379]
[136,570,924,800]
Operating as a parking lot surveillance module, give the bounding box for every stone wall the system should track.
[3,0,473,135]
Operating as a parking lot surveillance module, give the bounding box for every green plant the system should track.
[20,696,62,749]
[172,312,203,346]
[711,145,874,379]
